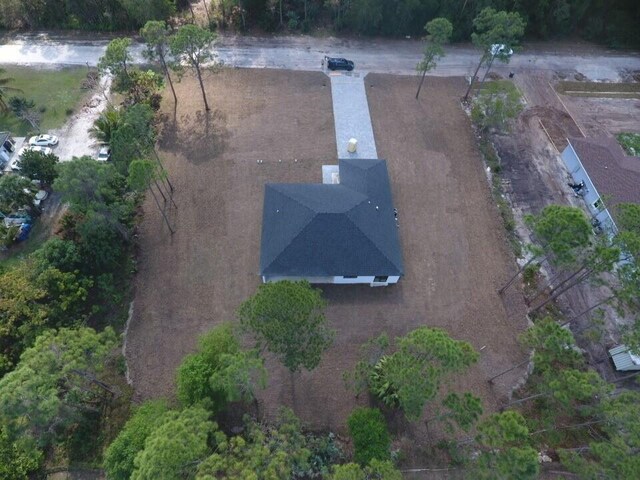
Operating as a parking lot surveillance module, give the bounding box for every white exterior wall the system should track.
[561,142,618,236]
[262,275,400,286]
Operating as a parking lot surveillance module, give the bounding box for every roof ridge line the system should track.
[344,202,401,271]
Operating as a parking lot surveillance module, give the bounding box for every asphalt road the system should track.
[1,33,640,80]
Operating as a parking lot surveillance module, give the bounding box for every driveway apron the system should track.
[328,72,378,159]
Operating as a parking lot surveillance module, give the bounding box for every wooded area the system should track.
[0,0,639,47]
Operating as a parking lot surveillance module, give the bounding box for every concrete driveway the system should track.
[329,71,378,159]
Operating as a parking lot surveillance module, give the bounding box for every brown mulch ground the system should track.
[125,69,528,465]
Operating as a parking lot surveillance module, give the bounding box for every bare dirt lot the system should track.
[126,69,528,462]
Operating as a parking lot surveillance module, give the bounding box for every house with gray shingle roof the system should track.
[259,158,403,286]
[561,136,640,235]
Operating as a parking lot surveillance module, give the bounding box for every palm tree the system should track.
[0,68,22,113]
[89,106,123,144]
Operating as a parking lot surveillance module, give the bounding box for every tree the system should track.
[559,391,640,479]
[8,96,40,131]
[125,69,164,108]
[15,150,58,186]
[330,460,402,480]
[0,263,49,375]
[499,205,593,294]
[0,327,117,447]
[141,20,178,104]
[518,317,583,375]
[176,323,266,410]
[111,103,157,174]
[474,411,539,480]
[196,408,310,479]
[132,406,216,480]
[415,18,452,99]
[463,8,526,102]
[128,159,175,234]
[98,38,133,90]
[428,392,483,433]
[89,106,123,144]
[470,82,523,132]
[55,156,126,211]
[238,280,334,373]
[0,426,41,480]
[355,327,478,420]
[347,408,390,466]
[104,400,170,480]
[0,68,22,112]
[0,175,34,214]
[119,0,175,26]
[170,25,218,111]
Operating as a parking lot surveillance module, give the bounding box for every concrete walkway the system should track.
[328,72,378,160]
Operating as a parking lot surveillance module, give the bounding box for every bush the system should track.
[347,407,390,466]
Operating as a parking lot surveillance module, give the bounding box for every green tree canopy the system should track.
[0,175,34,214]
[15,150,59,186]
[104,400,171,480]
[131,406,216,480]
[329,459,402,480]
[475,411,539,480]
[359,327,478,420]
[196,408,310,480]
[176,323,266,411]
[347,407,390,466]
[415,17,453,99]
[98,37,133,90]
[0,327,117,447]
[0,425,41,480]
[54,156,127,212]
[169,25,217,111]
[238,280,334,373]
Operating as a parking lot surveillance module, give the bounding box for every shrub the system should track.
[347,407,390,465]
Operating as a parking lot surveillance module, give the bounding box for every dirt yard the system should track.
[125,69,528,462]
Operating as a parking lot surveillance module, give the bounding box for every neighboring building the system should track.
[0,132,16,167]
[609,345,640,372]
[259,158,403,286]
[561,136,640,235]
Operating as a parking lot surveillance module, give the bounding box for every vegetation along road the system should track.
[1,33,640,79]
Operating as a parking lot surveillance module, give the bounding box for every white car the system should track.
[490,44,514,57]
[97,146,111,162]
[33,190,48,207]
[28,134,59,147]
[18,146,53,157]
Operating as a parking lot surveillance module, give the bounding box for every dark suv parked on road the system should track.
[326,57,354,71]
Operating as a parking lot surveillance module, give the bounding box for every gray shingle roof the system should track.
[260,158,403,277]
[570,137,640,206]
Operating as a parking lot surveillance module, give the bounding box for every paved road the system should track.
[1,33,640,80]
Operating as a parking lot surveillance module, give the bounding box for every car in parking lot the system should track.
[326,57,355,71]
[28,134,59,147]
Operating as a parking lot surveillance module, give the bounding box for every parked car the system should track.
[28,134,59,147]
[97,146,111,162]
[490,44,513,57]
[33,190,48,207]
[326,57,355,71]
[17,145,53,157]
[4,212,32,228]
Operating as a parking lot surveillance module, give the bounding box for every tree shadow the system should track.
[157,108,230,165]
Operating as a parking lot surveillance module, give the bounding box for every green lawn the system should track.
[0,66,89,136]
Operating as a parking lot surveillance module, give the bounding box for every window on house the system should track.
[373,276,388,283]
[343,275,357,279]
